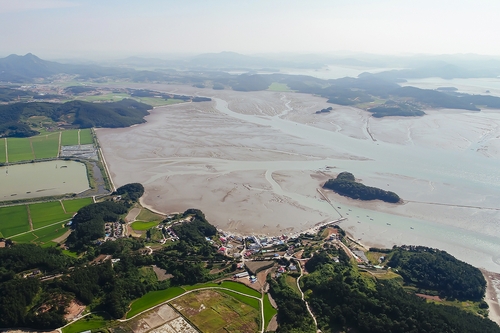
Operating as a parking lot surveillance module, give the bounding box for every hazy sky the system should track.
[1,0,499,59]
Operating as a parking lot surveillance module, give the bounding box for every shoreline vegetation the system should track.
[1,183,500,332]
[323,171,401,203]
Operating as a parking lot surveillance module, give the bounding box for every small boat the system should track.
[386,223,391,225]
[410,227,414,229]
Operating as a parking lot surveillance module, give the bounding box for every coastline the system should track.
[138,197,168,217]
[96,86,500,272]
[482,270,500,326]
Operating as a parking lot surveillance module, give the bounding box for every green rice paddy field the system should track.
[62,313,111,333]
[79,129,93,145]
[126,287,185,318]
[31,133,60,159]
[131,221,159,231]
[63,197,93,213]
[2,198,92,242]
[7,137,34,162]
[0,205,30,238]
[263,293,277,329]
[29,201,69,228]
[4,129,94,162]
[33,223,68,243]
[61,129,79,146]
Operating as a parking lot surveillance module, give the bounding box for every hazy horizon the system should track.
[1,0,500,60]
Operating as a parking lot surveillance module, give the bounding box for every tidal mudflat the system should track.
[97,85,500,272]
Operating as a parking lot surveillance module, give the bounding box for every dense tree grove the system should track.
[0,243,73,276]
[115,183,145,203]
[0,122,38,137]
[170,209,217,245]
[368,105,425,117]
[192,96,211,102]
[0,245,75,329]
[388,245,486,301]
[324,172,400,203]
[268,275,316,333]
[66,201,127,250]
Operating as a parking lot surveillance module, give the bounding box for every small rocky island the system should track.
[323,172,400,203]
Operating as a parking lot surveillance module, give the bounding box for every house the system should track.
[234,271,249,278]
[288,265,297,271]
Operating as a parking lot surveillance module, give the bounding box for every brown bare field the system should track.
[245,261,274,275]
[152,265,173,281]
[416,294,442,302]
[64,300,85,321]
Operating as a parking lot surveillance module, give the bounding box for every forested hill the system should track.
[323,172,400,203]
[0,99,151,137]
[388,245,486,301]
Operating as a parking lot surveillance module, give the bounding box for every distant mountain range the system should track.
[112,51,324,70]
[2,52,500,84]
[0,53,129,82]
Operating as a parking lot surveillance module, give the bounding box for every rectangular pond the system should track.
[0,160,89,201]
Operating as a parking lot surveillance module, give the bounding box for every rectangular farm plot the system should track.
[31,133,60,159]
[61,130,79,146]
[33,223,68,244]
[171,290,259,333]
[263,293,277,329]
[62,197,93,214]
[7,138,34,162]
[0,138,6,163]
[0,205,30,238]
[79,129,93,145]
[10,232,37,243]
[149,317,198,333]
[29,201,71,228]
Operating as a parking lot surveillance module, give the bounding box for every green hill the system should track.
[0,99,152,137]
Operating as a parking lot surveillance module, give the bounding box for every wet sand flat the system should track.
[96,85,500,273]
